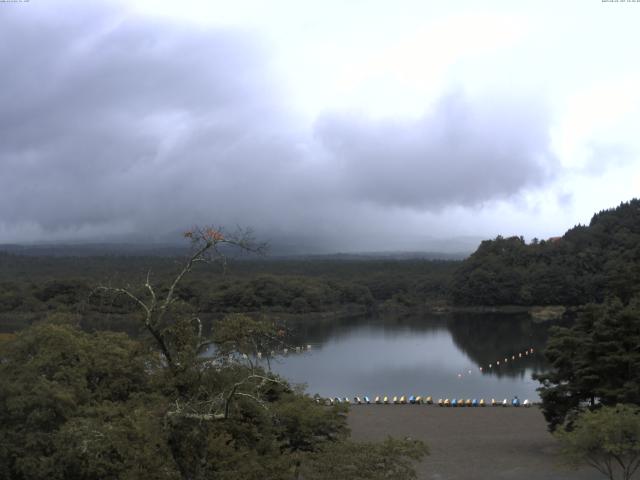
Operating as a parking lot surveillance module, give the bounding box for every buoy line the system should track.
[457,347,535,378]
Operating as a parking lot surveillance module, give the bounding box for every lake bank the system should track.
[348,405,602,480]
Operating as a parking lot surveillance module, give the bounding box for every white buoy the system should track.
[307,344,312,350]
[257,352,262,358]
[283,348,288,354]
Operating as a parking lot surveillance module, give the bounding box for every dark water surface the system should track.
[269,313,553,401]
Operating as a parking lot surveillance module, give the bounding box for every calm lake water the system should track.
[268,313,553,401]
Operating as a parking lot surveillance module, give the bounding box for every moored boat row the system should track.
[316,396,532,407]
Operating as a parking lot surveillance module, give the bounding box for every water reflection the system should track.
[269,313,554,400]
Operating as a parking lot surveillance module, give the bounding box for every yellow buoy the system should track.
[383,396,389,404]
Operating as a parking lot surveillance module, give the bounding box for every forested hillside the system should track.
[450,199,640,306]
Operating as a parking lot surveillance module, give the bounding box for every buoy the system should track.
[491,398,497,406]
[438,398,444,406]
[468,370,472,375]
[409,395,416,404]
[523,399,530,407]
[400,395,407,404]
[426,396,433,405]
[257,352,262,358]
[451,398,458,407]
[504,358,508,363]
[458,398,464,407]
[375,396,381,404]
[489,364,492,368]
[307,344,312,350]
[479,367,483,372]
[271,351,276,356]
[479,399,486,407]
[502,399,508,407]
[518,353,522,358]
[326,398,333,406]
[364,396,370,404]
[392,396,398,404]
[472,399,478,407]
[496,361,500,366]
[457,373,462,378]
[512,355,515,360]
[530,348,534,353]
[444,398,450,407]
[283,348,288,354]
[383,396,389,404]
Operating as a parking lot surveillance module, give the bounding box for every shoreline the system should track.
[348,405,602,480]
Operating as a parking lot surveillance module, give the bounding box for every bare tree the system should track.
[96,225,266,372]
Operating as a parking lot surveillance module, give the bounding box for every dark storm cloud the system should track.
[0,3,558,245]
[314,93,555,209]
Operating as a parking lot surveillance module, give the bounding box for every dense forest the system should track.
[451,199,640,306]
[0,253,456,335]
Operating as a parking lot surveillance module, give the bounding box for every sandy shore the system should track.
[348,405,605,480]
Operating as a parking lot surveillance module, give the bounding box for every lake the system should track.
[267,313,553,402]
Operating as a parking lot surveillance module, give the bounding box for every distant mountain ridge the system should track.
[450,199,640,306]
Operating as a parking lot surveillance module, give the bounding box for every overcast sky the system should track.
[1,0,639,252]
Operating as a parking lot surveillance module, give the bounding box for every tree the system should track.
[556,404,640,480]
[1,226,429,479]
[535,297,640,431]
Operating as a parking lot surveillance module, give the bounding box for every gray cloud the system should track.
[0,3,558,249]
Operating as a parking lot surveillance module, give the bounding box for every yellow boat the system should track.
[444,398,451,407]
[426,396,433,404]
[479,399,486,407]
[383,396,389,404]
[400,395,406,404]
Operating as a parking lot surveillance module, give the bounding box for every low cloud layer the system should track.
[0,3,558,249]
